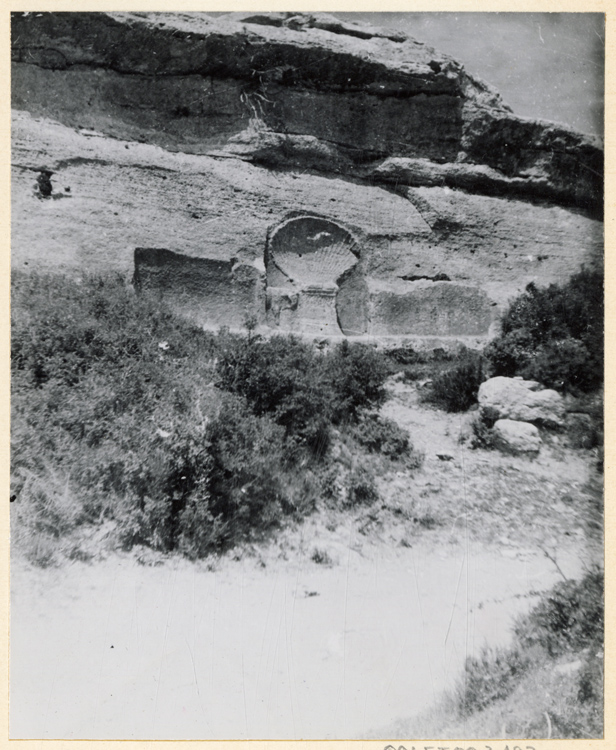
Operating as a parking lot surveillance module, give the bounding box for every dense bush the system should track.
[457,647,531,717]
[12,272,397,563]
[565,393,604,451]
[466,414,495,449]
[344,465,380,507]
[350,413,410,459]
[514,569,603,657]
[485,269,603,393]
[215,333,332,455]
[11,272,219,387]
[204,396,290,534]
[424,349,484,412]
[454,569,604,729]
[11,274,296,560]
[215,335,390,452]
[322,339,389,422]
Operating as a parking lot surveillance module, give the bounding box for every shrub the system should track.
[566,402,603,450]
[216,335,391,449]
[204,395,290,540]
[350,413,410,459]
[311,547,333,565]
[452,569,604,727]
[323,340,390,422]
[514,569,604,657]
[424,349,484,412]
[384,345,423,366]
[11,271,218,388]
[485,269,603,393]
[457,647,531,717]
[215,334,332,454]
[12,273,292,560]
[466,414,495,449]
[10,468,87,567]
[344,465,379,507]
[11,272,395,562]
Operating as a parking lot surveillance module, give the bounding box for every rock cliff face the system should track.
[11,12,603,340]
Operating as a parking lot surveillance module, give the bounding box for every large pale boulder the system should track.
[478,376,565,427]
[493,419,542,455]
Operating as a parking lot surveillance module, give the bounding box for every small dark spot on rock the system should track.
[191,213,200,219]
[114,212,118,216]
[428,60,442,73]
[10,495,15,502]
[125,145,129,149]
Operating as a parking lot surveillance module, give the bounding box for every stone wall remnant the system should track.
[134,248,265,329]
[367,279,495,337]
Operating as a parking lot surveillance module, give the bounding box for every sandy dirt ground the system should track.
[10,536,584,740]
[10,379,598,740]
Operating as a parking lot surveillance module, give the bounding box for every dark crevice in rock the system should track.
[226,11,409,43]
[273,131,389,161]
[14,53,463,103]
[374,159,602,220]
[399,272,451,282]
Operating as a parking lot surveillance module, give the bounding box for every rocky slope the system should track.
[11,12,603,339]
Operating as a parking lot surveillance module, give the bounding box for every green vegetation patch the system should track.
[11,272,413,564]
[485,268,603,394]
[453,569,604,738]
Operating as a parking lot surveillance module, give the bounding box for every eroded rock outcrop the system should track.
[478,376,566,427]
[11,12,603,340]
[492,419,542,456]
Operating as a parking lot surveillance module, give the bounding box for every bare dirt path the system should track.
[10,536,584,740]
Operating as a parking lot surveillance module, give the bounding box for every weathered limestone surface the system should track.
[367,279,495,337]
[134,249,265,328]
[493,419,542,456]
[478,377,566,427]
[10,12,603,339]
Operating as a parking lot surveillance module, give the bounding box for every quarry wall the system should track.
[11,12,604,341]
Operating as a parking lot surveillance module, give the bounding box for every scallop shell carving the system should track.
[269,216,359,286]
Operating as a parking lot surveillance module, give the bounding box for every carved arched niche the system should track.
[266,215,368,335]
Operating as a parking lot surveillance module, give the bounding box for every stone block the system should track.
[493,419,542,455]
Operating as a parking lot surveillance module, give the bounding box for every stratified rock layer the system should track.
[11,12,603,339]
